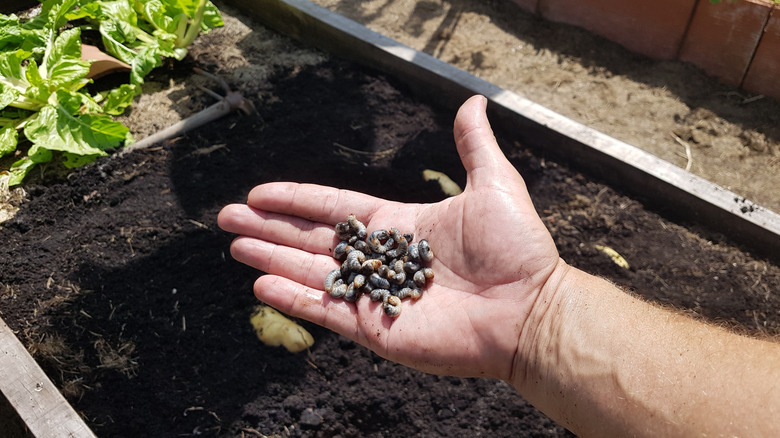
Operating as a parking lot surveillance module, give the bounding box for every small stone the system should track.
[300,407,323,427]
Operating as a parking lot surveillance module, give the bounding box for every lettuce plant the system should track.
[0,0,222,185]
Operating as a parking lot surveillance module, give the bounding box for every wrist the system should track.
[509,257,574,391]
[508,260,627,434]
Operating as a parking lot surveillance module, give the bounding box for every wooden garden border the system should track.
[0,317,96,438]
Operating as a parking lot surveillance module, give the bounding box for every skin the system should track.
[218,95,780,437]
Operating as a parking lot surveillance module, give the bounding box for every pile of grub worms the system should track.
[324,215,434,318]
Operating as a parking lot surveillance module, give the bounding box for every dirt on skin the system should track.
[311,0,780,214]
[1,4,780,437]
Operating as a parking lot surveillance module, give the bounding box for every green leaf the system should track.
[7,156,39,185]
[43,28,91,91]
[24,90,128,159]
[202,2,224,30]
[0,49,28,90]
[45,0,80,30]
[101,83,139,115]
[0,13,48,54]
[129,45,162,84]
[99,20,141,64]
[142,0,177,34]
[0,83,20,111]
[22,59,51,105]
[0,124,18,157]
[0,14,24,51]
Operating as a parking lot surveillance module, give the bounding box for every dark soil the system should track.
[2,29,780,438]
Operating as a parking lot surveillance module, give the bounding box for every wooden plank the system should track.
[223,0,780,261]
[679,0,772,87]
[743,6,780,100]
[0,317,96,438]
[538,0,697,60]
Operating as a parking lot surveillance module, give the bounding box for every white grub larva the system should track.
[369,273,391,290]
[347,214,367,240]
[422,267,434,281]
[395,287,414,299]
[386,228,408,259]
[324,269,342,292]
[403,261,421,273]
[391,271,406,285]
[330,283,347,298]
[383,295,402,318]
[353,239,369,253]
[346,250,366,271]
[418,239,434,263]
[333,241,351,261]
[368,236,392,254]
[335,221,352,241]
[413,270,426,288]
[407,242,420,261]
[352,274,366,289]
[383,304,401,318]
[377,264,392,279]
[370,288,390,302]
[344,283,360,302]
[368,229,389,243]
[396,287,422,300]
[360,259,383,275]
[388,227,403,241]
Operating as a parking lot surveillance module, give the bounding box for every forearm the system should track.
[515,260,780,437]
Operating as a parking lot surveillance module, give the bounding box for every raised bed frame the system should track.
[2,0,780,435]
[0,318,96,437]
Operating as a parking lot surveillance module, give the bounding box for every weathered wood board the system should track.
[0,318,96,438]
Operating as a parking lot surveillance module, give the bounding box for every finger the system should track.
[218,204,336,255]
[453,95,519,190]
[230,236,338,289]
[247,182,389,225]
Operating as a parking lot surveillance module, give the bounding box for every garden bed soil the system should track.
[2,4,780,437]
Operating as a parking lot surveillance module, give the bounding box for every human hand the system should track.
[218,95,562,381]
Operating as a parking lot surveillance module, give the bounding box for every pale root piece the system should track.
[250,306,314,353]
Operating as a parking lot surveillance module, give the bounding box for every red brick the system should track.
[742,7,780,101]
[679,0,772,87]
[538,0,697,59]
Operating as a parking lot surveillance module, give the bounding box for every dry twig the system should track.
[671,132,693,172]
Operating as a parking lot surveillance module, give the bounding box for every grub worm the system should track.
[324,215,435,318]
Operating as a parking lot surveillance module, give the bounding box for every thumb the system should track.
[453,95,517,191]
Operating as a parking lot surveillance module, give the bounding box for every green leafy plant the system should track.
[0,0,222,185]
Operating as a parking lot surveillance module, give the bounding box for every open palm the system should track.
[218,95,561,381]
